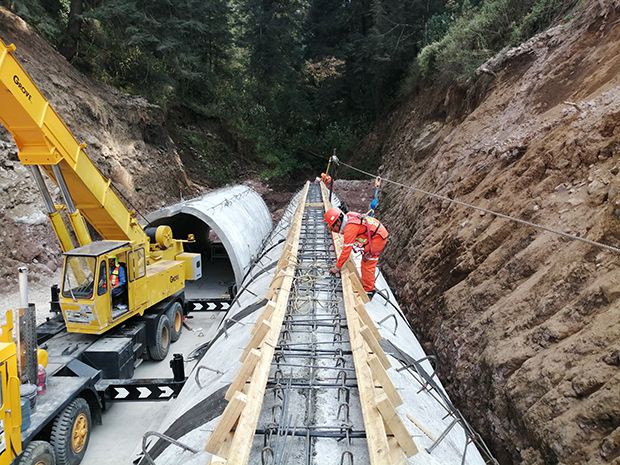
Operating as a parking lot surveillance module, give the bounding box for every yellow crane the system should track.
[0,37,207,465]
[0,38,201,341]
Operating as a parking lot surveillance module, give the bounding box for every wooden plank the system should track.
[353,301,381,340]
[240,320,271,361]
[388,437,407,465]
[223,182,310,465]
[225,349,262,401]
[252,302,276,334]
[205,391,247,456]
[341,279,391,464]
[375,393,418,457]
[360,325,391,369]
[367,354,402,407]
[344,262,370,303]
[319,180,406,464]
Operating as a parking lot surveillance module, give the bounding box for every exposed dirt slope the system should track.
[0,8,203,289]
[362,3,620,464]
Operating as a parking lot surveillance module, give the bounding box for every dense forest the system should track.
[2,0,578,184]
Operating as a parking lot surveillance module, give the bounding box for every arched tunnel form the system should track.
[146,185,272,302]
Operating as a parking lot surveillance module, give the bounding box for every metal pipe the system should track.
[52,164,92,245]
[30,165,55,213]
[18,266,28,309]
[15,267,28,380]
[51,164,76,212]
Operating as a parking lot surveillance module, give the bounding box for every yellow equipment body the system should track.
[0,313,23,464]
[0,38,201,334]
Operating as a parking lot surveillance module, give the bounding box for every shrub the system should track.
[409,0,579,88]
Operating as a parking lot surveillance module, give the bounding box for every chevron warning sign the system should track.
[103,381,184,401]
[190,300,231,312]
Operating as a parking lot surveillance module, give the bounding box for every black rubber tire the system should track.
[166,302,183,343]
[148,313,171,361]
[50,398,91,465]
[18,440,56,465]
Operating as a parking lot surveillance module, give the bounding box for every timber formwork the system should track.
[205,182,417,465]
[250,183,367,464]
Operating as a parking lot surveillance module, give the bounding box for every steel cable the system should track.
[335,160,620,254]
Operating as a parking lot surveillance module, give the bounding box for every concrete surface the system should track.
[81,309,225,465]
[147,185,273,290]
[138,185,493,465]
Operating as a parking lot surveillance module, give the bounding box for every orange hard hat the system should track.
[324,208,343,228]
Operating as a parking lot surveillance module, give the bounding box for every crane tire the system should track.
[148,313,171,361]
[166,302,183,343]
[50,397,91,465]
[17,441,56,465]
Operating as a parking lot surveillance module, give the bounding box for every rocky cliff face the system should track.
[0,8,200,288]
[364,2,620,464]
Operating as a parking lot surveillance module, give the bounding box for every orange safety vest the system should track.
[110,265,120,288]
[336,212,388,269]
[321,172,332,187]
[345,212,388,245]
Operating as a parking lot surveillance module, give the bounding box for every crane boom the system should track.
[0,37,202,336]
[0,38,148,245]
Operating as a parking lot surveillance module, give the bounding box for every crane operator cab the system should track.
[59,238,199,335]
[108,255,128,315]
[61,241,139,332]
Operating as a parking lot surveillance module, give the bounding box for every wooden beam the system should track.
[341,277,391,464]
[367,354,402,407]
[375,393,418,457]
[252,302,276,334]
[344,262,370,303]
[360,325,391,369]
[225,349,262,401]
[205,391,247,456]
[319,180,415,464]
[223,183,310,465]
[240,319,271,361]
[354,301,381,340]
[388,437,407,465]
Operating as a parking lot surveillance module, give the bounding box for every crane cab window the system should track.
[128,248,146,282]
[97,261,107,296]
[62,256,96,299]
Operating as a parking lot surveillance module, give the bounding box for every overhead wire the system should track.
[334,160,620,254]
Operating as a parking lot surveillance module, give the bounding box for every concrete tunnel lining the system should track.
[146,185,273,299]
[138,186,491,465]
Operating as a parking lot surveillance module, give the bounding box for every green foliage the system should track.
[179,129,238,186]
[6,0,65,40]
[5,0,580,184]
[511,0,577,42]
[414,0,578,85]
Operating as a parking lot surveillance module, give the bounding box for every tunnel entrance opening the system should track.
[149,213,236,301]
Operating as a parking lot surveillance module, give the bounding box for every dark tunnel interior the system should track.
[149,213,236,300]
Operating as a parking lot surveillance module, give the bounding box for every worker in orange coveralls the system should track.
[320,172,332,188]
[324,207,388,296]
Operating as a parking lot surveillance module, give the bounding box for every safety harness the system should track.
[345,212,388,258]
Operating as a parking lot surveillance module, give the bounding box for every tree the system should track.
[59,0,83,60]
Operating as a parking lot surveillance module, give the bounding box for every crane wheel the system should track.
[167,302,184,343]
[17,441,56,465]
[50,398,91,465]
[148,313,171,361]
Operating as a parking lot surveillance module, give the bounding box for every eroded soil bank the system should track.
[360,3,619,464]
